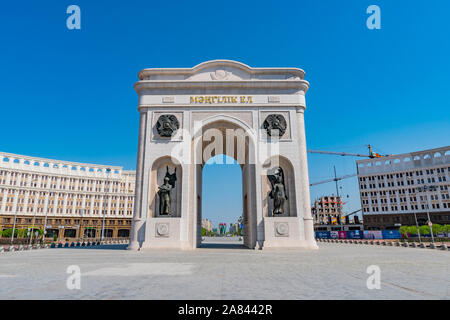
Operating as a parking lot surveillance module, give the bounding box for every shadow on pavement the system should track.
[198,243,248,250]
[61,244,128,250]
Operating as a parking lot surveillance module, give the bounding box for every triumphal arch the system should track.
[127,60,318,250]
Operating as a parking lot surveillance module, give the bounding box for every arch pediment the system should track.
[137,59,305,81]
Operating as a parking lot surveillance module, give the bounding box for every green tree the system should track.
[432,224,442,235]
[419,225,430,235]
[399,226,409,238]
[2,228,18,238]
[407,226,418,236]
[442,225,450,234]
[17,229,27,238]
[201,227,206,237]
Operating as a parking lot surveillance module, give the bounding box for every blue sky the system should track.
[1,1,449,227]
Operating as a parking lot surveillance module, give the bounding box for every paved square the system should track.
[0,238,448,300]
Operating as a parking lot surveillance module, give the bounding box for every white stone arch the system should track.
[129,60,317,251]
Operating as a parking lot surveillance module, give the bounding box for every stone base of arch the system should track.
[261,217,318,250]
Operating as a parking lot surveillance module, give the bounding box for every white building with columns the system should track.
[128,60,318,250]
[0,152,135,239]
[357,146,450,229]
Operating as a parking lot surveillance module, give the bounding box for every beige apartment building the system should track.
[357,146,450,230]
[0,151,135,241]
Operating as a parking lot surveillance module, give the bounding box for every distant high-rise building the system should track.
[201,218,212,232]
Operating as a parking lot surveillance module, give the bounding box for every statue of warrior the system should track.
[158,167,177,216]
[268,167,288,216]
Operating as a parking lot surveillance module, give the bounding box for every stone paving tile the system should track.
[0,242,448,300]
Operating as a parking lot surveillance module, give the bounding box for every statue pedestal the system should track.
[262,217,318,250]
[141,217,188,249]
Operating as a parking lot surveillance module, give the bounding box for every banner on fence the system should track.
[315,231,330,239]
[338,231,347,239]
[364,230,383,239]
[347,230,363,239]
[381,230,401,239]
[330,231,339,239]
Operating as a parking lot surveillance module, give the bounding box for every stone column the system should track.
[0,188,7,212]
[253,164,264,249]
[128,111,147,250]
[296,107,317,249]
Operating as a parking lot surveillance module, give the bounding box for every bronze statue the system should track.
[158,167,177,216]
[268,167,288,215]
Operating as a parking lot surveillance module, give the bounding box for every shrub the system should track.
[431,224,442,234]
[419,225,430,235]
[442,225,450,234]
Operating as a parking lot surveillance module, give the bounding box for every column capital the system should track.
[296,106,305,114]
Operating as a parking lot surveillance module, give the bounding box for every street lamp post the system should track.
[80,209,85,242]
[29,178,40,246]
[10,204,18,246]
[41,177,52,244]
[417,185,436,244]
[100,168,111,241]
[412,210,421,243]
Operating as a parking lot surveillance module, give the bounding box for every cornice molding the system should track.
[137,59,306,80]
[134,79,309,94]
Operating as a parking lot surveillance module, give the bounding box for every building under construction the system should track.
[312,196,363,232]
[312,196,343,225]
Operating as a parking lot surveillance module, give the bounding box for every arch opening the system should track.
[193,118,257,249]
[200,155,245,249]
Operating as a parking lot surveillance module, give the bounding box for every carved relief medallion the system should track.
[156,114,180,137]
[210,69,229,80]
[275,222,289,237]
[263,114,287,137]
[156,223,170,237]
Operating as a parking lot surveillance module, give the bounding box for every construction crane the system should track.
[343,209,362,224]
[310,173,357,187]
[343,208,362,217]
[328,209,362,225]
[308,145,387,222]
[307,144,386,159]
[309,145,388,187]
